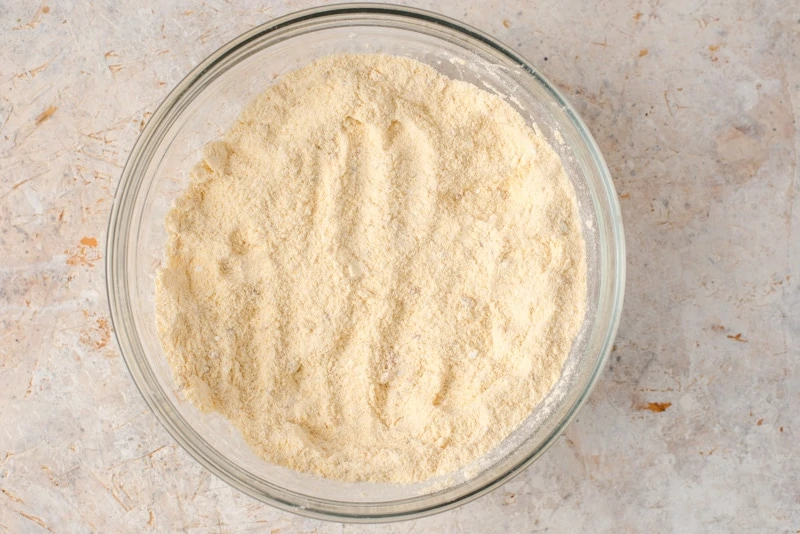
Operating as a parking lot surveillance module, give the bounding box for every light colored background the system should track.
[1,0,798,532]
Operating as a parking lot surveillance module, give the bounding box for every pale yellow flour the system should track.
[156,54,586,483]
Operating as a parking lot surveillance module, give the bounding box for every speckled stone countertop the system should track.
[1,0,798,532]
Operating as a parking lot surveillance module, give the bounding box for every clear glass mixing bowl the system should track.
[106,3,625,522]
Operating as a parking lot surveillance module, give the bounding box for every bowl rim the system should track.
[106,2,626,523]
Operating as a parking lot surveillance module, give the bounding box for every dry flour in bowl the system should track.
[156,54,586,483]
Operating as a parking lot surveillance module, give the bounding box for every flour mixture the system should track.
[156,54,586,483]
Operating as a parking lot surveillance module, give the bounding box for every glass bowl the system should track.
[106,3,625,522]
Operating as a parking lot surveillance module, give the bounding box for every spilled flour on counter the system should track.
[156,54,586,483]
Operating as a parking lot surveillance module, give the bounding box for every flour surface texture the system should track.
[156,54,587,483]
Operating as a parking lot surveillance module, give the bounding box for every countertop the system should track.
[1,0,798,532]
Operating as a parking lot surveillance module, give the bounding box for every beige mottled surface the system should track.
[1,0,798,532]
